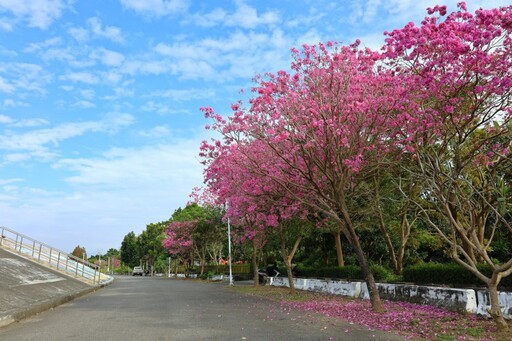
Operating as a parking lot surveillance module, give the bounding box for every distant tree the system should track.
[163,203,226,275]
[138,222,167,275]
[105,248,120,258]
[120,231,139,268]
[111,257,121,269]
[71,245,86,259]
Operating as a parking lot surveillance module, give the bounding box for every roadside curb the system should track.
[0,281,112,329]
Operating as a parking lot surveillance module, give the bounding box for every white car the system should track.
[132,266,143,276]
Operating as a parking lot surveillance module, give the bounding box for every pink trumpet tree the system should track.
[201,41,409,311]
[163,220,195,275]
[383,2,512,331]
[201,138,310,293]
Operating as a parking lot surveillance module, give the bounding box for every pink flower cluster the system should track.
[281,298,496,340]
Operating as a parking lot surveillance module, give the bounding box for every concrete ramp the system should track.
[0,248,94,328]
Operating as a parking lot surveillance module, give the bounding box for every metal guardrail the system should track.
[0,225,112,286]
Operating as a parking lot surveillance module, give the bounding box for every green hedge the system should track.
[175,264,251,275]
[402,263,512,289]
[300,264,392,281]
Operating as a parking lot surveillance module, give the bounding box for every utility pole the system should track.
[227,215,234,286]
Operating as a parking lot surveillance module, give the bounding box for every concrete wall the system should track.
[270,277,512,319]
[476,289,512,318]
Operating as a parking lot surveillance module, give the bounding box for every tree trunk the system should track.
[252,239,260,287]
[376,209,399,274]
[373,175,399,274]
[334,229,345,267]
[278,224,297,294]
[338,198,383,312]
[349,228,384,312]
[488,276,509,332]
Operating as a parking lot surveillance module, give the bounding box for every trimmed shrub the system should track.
[402,263,512,289]
[176,264,251,275]
[309,265,392,281]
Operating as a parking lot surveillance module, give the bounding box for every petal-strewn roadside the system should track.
[233,285,511,340]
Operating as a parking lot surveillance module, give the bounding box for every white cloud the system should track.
[120,0,190,17]
[0,178,23,185]
[86,17,124,43]
[0,75,15,93]
[225,0,280,28]
[189,1,280,29]
[2,153,30,164]
[120,60,172,76]
[2,99,27,108]
[138,125,171,138]
[0,62,51,94]
[0,0,69,30]
[0,17,13,31]
[68,26,89,42]
[140,101,173,115]
[90,48,125,67]
[0,44,17,57]
[56,141,202,192]
[40,47,76,63]
[79,89,95,99]
[363,0,382,23]
[295,28,322,46]
[60,71,99,84]
[23,37,62,53]
[151,29,293,81]
[101,71,123,84]
[0,114,134,159]
[150,88,216,102]
[190,8,226,27]
[72,100,96,108]
[0,114,13,124]
[9,118,50,128]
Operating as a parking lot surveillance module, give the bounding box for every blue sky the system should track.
[0,0,505,255]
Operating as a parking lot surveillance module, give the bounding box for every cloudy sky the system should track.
[0,0,505,255]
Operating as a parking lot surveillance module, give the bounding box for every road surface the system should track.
[0,276,406,340]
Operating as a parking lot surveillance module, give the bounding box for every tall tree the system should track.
[71,245,86,259]
[138,222,167,275]
[384,3,512,331]
[201,41,406,310]
[163,203,226,275]
[201,139,310,293]
[120,231,139,268]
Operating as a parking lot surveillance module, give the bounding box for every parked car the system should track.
[132,266,143,276]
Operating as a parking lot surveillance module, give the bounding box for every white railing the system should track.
[0,226,112,286]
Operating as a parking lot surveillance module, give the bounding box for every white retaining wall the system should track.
[271,277,512,319]
[476,289,512,318]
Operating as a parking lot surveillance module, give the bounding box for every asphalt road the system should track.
[0,276,406,341]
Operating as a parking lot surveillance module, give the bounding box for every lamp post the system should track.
[227,215,233,286]
[225,202,234,286]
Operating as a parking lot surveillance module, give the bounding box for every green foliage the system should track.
[298,229,339,267]
[402,263,512,288]
[138,221,168,271]
[175,263,250,275]
[105,248,120,258]
[170,203,206,222]
[120,231,139,268]
[112,264,132,275]
[199,270,218,280]
[301,264,393,281]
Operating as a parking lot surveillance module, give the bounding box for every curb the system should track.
[0,281,112,329]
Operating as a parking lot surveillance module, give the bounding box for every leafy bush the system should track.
[402,263,512,289]
[302,264,392,281]
[112,265,132,275]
